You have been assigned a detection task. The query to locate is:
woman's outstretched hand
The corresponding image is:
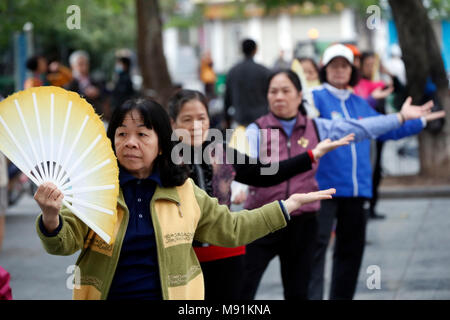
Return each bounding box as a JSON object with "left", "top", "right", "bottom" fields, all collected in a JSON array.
[
  {"left": 424, "top": 110, "right": 446, "bottom": 122},
  {"left": 34, "top": 182, "right": 64, "bottom": 233},
  {"left": 398, "top": 97, "right": 446, "bottom": 124},
  {"left": 312, "top": 134, "right": 355, "bottom": 160},
  {"left": 284, "top": 188, "right": 336, "bottom": 214},
  {"left": 371, "top": 85, "right": 394, "bottom": 100},
  {"left": 398, "top": 97, "right": 432, "bottom": 122}
]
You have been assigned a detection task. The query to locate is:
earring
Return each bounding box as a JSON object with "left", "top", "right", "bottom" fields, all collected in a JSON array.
[{"left": 159, "top": 151, "right": 162, "bottom": 155}]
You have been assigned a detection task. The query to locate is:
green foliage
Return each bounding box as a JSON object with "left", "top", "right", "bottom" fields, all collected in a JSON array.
[
  {"left": 162, "top": 0, "right": 205, "bottom": 29},
  {"left": 425, "top": 0, "right": 450, "bottom": 19},
  {"left": 0, "top": 0, "right": 136, "bottom": 73},
  {"left": 255, "top": 0, "right": 449, "bottom": 19}
]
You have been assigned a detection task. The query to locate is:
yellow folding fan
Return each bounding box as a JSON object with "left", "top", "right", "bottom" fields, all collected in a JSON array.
[{"left": 0, "top": 86, "right": 119, "bottom": 244}]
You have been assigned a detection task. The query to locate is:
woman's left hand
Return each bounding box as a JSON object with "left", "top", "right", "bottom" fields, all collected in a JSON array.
[
  {"left": 312, "top": 134, "right": 355, "bottom": 160},
  {"left": 424, "top": 110, "right": 446, "bottom": 122},
  {"left": 399, "top": 97, "right": 434, "bottom": 121},
  {"left": 371, "top": 86, "right": 394, "bottom": 100},
  {"left": 284, "top": 188, "right": 336, "bottom": 214}
]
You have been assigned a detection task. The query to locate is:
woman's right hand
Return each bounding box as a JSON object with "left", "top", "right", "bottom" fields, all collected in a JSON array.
[
  {"left": 34, "top": 182, "right": 64, "bottom": 233},
  {"left": 312, "top": 133, "right": 355, "bottom": 160},
  {"left": 371, "top": 85, "right": 394, "bottom": 100},
  {"left": 284, "top": 188, "right": 336, "bottom": 214}
]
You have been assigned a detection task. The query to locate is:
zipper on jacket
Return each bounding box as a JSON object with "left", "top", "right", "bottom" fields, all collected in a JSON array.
[
  {"left": 286, "top": 139, "right": 291, "bottom": 199},
  {"left": 340, "top": 100, "right": 359, "bottom": 197}
]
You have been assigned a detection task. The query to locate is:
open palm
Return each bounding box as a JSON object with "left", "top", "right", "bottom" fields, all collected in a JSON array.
[
  {"left": 400, "top": 97, "right": 434, "bottom": 120},
  {"left": 284, "top": 188, "right": 336, "bottom": 214},
  {"left": 313, "top": 134, "right": 355, "bottom": 160}
]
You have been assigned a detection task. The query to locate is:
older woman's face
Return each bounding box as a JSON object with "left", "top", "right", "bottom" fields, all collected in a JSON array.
[
  {"left": 114, "top": 110, "right": 159, "bottom": 179},
  {"left": 325, "top": 57, "right": 352, "bottom": 89},
  {"left": 267, "top": 73, "right": 302, "bottom": 119},
  {"left": 172, "top": 99, "right": 210, "bottom": 147},
  {"left": 72, "top": 56, "right": 89, "bottom": 77}
]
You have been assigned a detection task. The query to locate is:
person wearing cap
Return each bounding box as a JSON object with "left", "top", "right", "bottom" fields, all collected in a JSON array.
[{"left": 307, "top": 43, "right": 445, "bottom": 300}]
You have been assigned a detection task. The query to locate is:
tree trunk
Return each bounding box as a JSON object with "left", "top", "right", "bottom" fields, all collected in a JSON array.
[
  {"left": 389, "top": 0, "right": 450, "bottom": 178},
  {"left": 136, "top": 0, "right": 173, "bottom": 107}
]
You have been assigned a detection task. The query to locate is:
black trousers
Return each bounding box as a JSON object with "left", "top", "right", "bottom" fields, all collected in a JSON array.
[
  {"left": 308, "top": 198, "right": 367, "bottom": 300},
  {"left": 369, "top": 141, "right": 384, "bottom": 215},
  {"left": 241, "top": 214, "right": 318, "bottom": 300},
  {"left": 201, "top": 254, "right": 245, "bottom": 300}
]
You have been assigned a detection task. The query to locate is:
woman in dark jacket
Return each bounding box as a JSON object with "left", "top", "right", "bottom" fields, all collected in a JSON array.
[{"left": 167, "top": 89, "right": 353, "bottom": 300}]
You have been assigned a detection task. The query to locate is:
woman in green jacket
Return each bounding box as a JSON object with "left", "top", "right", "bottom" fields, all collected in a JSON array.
[{"left": 34, "top": 97, "right": 335, "bottom": 300}]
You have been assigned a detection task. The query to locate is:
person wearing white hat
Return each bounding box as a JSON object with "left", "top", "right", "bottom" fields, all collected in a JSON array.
[
  {"left": 321, "top": 43, "right": 354, "bottom": 66},
  {"left": 307, "top": 44, "right": 445, "bottom": 300}
]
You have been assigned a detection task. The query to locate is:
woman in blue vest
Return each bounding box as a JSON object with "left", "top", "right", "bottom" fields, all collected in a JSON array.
[
  {"left": 241, "top": 68, "right": 442, "bottom": 300},
  {"left": 307, "top": 43, "right": 445, "bottom": 300}
]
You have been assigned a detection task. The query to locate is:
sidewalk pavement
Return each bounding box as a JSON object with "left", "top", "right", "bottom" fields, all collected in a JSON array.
[
  {"left": 255, "top": 192, "right": 450, "bottom": 300},
  {"left": 379, "top": 184, "right": 450, "bottom": 199},
  {"left": 2, "top": 186, "right": 450, "bottom": 300}
]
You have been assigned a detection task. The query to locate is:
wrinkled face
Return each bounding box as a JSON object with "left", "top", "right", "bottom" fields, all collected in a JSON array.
[
  {"left": 172, "top": 99, "right": 210, "bottom": 147},
  {"left": 114, "top": 110, "right": 159, "bottom": 179},
  {"left": 325, "top": 57, "right": 353, "bottom": 89},
  {"left": 300, "top": 60, "right": 318, "bottom": 82},
  {"left": 267, "top": 73, "right": 302, "bottom": 119}
]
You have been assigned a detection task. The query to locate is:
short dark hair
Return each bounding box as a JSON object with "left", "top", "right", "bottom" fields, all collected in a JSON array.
[
  {"left": 359, "top": 51, "right": 375, "bottom": 80},
  {"left": 319, "top": 63, "right": 360, "bottom": 87},
  {"left": 242, "top": 39, "right": 257, "bottom": 57},
  {"left": 167, "top": 89, "right": 209, "bottom": 121},
  {"left": 297, "top": 57, "right": 320, "bottom": 75},
  {"left": 26, "top": 55, "right": 44, "bottom": 72},
  {"left": 266, "top": 69, "right": 307, "bottom": 116},
  {"left": 107, "top": 97, "right": 190, "bottom": 187},
  {"left": 360, "top": 51, "right": 375, "bottom": 67},
  {"left": 118, "top": 56, "right": 131, "bottom": 70}
]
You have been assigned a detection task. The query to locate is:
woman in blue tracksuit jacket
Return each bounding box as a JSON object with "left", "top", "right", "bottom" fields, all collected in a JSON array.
[{"left": 307, "top": 44, "right": 444, "bottom": 300}]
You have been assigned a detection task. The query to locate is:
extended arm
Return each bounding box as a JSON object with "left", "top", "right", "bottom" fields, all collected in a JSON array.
[
  {"left": 227, "top": 144, "right": 313, "bottom": 187},
  {"left": 316, "top": 97, "right": 442, "bottom": 142},
  {"left": 314, "top": 114, "right": 401, "bottom": 142},
  {"left": 193, "top": 181, "right": 335, "bottom": 247},
  {"left": 236, "top": 124, "right": 353, "bottom": 186}
]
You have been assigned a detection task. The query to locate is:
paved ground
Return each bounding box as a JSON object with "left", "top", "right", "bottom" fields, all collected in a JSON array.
[
  {"left": 255, "top": 196, "right": 450, "bottom": 300},
  {"left": 0, "top": 195, "right": 76, "bottom": 299},
  {"left": 1, "top": 193, "right": 450, "bottom": 300}
]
